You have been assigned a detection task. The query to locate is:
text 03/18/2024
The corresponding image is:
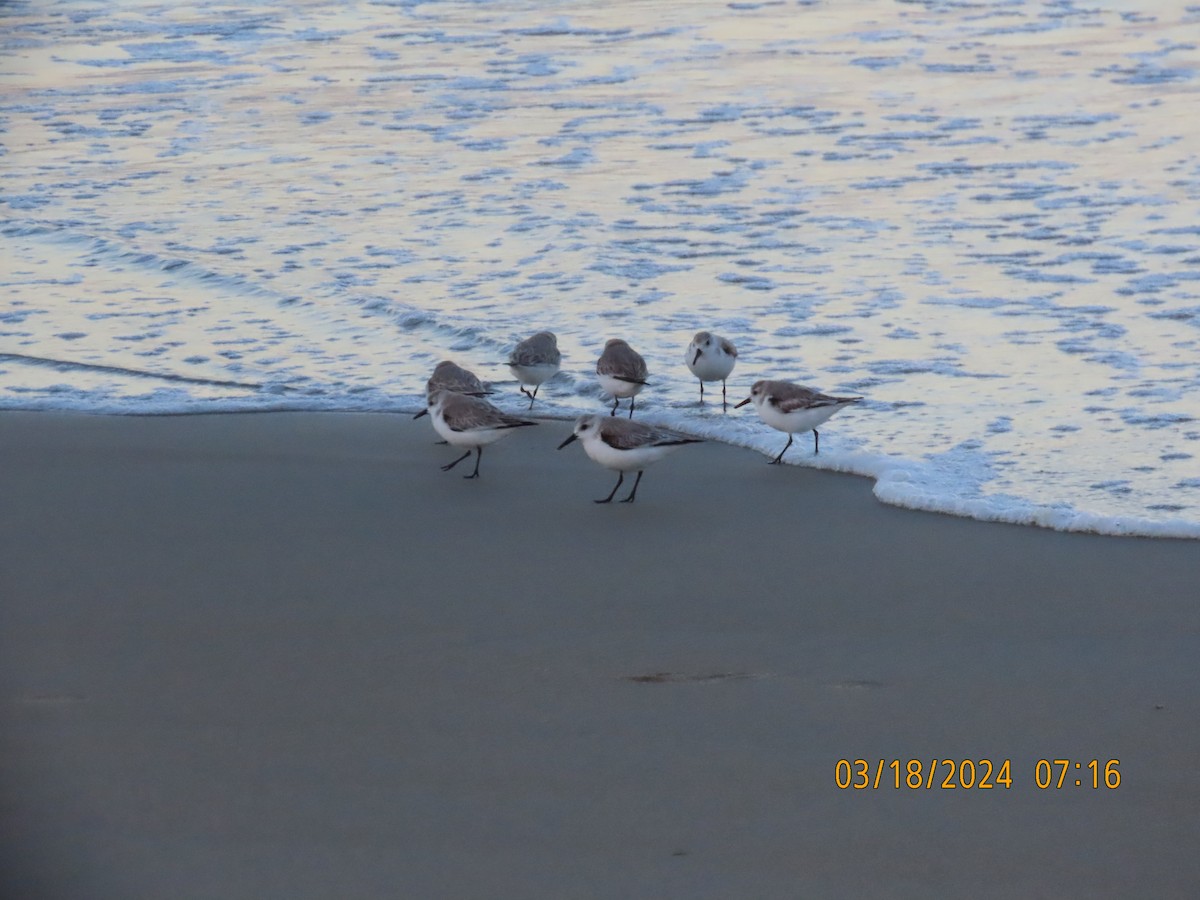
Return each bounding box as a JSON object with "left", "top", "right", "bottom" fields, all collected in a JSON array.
[{"left": 834, "top": 759, "right": 1121, "bottom": 790}]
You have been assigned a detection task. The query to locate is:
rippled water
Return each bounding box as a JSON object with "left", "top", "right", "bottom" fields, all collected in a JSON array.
[{"left": 3, "top": 0, "right": 1199, "bottom": 537}]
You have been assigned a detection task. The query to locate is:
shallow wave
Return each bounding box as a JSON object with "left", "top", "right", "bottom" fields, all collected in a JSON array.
[{"left": 2, "top": 0, "right": 1198, "bottom": 539}]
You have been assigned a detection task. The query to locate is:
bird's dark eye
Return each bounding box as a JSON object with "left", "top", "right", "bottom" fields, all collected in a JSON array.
[{"left": 580, "top": 423, "right": 589, "bottom": 430}]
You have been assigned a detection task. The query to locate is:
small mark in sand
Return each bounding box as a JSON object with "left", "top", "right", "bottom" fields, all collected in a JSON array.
[
  {"left": 672, "top": 849, "right": 689, "bottom": 857},
  {"left": 12, "top": 693, "right": 87, "bottom": 706},
  {"left": 831, "top": 679, "right": 885, "bottom": 690},
  {"left": 623, "top": 672, "right": 761, "bottom": 684}
]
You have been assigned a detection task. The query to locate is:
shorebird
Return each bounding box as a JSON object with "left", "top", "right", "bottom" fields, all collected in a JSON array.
[
  {"left": 507, "top": 331, "right": 561, "bottom": 409},
  {"left": 685, "top": 331, "right": 737, "bottom": 411},
  {"left": 735, "top": 379, "right": 862, "bottom": 461},
  {"left": 426, "top": 389, "right": 537, "bottom": 479},
  {"left": 557, "top": 414, "right": 703, "bottom": 503},
  {"left": 413, "top": 361, "right": 490, "bottom": 420},
  {"left": 596, "top": 338, "right": 649, "bottom": 418}
]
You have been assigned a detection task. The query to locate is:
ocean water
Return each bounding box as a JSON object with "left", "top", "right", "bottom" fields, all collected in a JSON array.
[{"left": 2, "top": 0, "right": 1199, "bottom": 538}]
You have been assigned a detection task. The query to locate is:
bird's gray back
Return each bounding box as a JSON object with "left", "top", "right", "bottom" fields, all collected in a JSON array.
[
  {"left": 428, "top": 362, "right": 486, "bottom": 396},
  {"left": 442, "top": 392, "right": 533, "bottom": 430},
  {"left": 769, "top": 381, "right": 861, "bottom": 413},
  {"left": 598, "top": 417, "right": 698, "bottom": 449},
  {"left": 597, "top": 341, "right": 647, "bottom": 379},
  {"left": 509, "top": 332, "right": 561, "bottom": 366}
]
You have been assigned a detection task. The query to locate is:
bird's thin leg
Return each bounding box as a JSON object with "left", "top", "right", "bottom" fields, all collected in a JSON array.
[
  {"left": 769, "top": 434, "right": 793, "bottom": 465},
  {"left": 596, "top": 471, "right": 624, "bottom": 504},
  {"left": 627, "top": 396, "right": 635, "bottom": 419},
  {"left": 524, "top": 385, "right": 539, "bottom": 410},
  {"left": 699, "top": 381, "right": 705, "bottom": 405},
  {"left": 813, "top": 429, "right": 820, "bottom": 455},
  {"left": 721, "top": 379, "right": 727, "bottom": 413},
  {"left": 463, "top": 446, "right": 482, "bottom": 479},
  {"left": 441, "top": 449, "right": 472, "bottom": 472},
  {"left": 611, "top": 397, "right": 619, "bottom": 416},
  {"left": 620, "top": 470, "right": 644, "bottom": 503}
]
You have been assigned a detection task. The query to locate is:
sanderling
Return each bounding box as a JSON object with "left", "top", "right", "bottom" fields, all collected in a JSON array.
[
  {"left": 557, "top": 414, "right": 703, "bottom": 503},
  {"left": 426, "top": 389, "right": 537, "bottom": 479},
  {"left": 685, "top": 331, "right": 738, "bottom": 411},
  {"left": 507, "top": 331, "right": 561, "bottom": 409},
  {"left": 596, "top": 338, "right": 649, "bottom": 418},
  {"left": 735, "top": 379, "right": 862, "bottom": 461},
  {"left": 413, "top": 360, "right": 490, "bottom": 420}
]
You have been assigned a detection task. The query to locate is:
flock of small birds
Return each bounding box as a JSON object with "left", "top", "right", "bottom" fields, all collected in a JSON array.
[{"left": 414, "top": 331, "right": 863, "bottom": 503}]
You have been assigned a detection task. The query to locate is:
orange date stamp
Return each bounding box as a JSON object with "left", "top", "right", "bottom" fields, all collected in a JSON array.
[{"left": 834, "top": 758, "right": 1121, "bottom": 790}]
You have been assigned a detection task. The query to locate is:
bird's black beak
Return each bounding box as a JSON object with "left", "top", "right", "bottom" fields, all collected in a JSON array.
[
  {"left": 692, "top": 348, "right": 702, "bottom": 365},
  {"left": 734, "top": 397, "right": 752, "bottom": 409},
  {"left": 557, "top": 433, "right": 578, "bottom": 450},
  {"left": 413, "top": 408, "right": 428, "bottom": 419}
]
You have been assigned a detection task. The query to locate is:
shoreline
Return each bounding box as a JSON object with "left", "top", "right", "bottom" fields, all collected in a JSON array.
[
  {"left": 3, "top": 410, "right": 1199, "bottom": 898},
  {"left": 2, "top": 403, "right": 1198, "bottom": 541}
]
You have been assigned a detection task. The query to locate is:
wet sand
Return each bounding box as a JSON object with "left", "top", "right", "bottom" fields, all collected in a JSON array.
[{"left": 2, "top": 410, "right": 1198, "bottom": 899}]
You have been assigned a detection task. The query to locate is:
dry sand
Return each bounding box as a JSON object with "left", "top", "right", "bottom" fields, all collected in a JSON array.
[{"left": 2, "top": 410, "right": 1198, "bottom": 899}]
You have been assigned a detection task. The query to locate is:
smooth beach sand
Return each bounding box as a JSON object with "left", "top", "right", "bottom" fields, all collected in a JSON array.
[{"left": 2, "top": 411, "right": 1198, "bottom": 899}]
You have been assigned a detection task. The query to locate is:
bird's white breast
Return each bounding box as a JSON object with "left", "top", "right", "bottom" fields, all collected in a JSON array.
[
  {"left": 433, "top": 412, "right": 513, "bottom": 447},
  {"left": 756, "top": 399, "right": 843, "bottom": 434},
  {"left": 598, "top": 373, "right": 644, "bottom": 399},
  {"left": 582, "top": 435, "right": 678, "bottom": 471},
  {"left": 686, "top": 348, "right": 736, "bottom": 382},
  {"left": 509, "top": 362, "right": 558, "bottom": 386}
]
